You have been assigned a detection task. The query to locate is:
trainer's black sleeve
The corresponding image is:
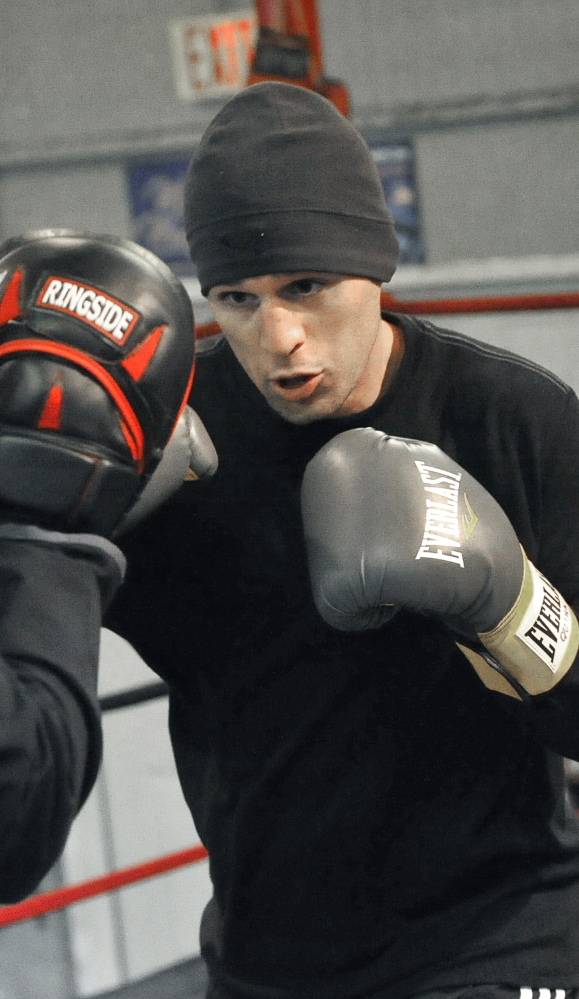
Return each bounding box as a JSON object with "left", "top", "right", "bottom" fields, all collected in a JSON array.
[{"left": 0, "top": 534, "right": 123, "bottom": 903}]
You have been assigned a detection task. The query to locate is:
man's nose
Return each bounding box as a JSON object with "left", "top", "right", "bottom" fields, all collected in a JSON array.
[{"left": 258, "top": 302, "right": 305, "bottom": 356}]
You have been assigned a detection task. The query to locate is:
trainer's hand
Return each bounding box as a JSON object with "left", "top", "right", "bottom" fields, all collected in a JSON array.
[
  {"left": 301, "top": 428, "right": 579, "bottom": 698},
  {"left": 0, "top": 230, "right": 216, "bottom": 537}
]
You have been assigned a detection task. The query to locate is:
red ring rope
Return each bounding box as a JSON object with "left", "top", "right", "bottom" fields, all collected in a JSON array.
[
  {"left": 0, "top": 844, "right": 208, "bottom": 927},
  {"left": 383, "top": 291, "right": 579, "bottom": 314}
]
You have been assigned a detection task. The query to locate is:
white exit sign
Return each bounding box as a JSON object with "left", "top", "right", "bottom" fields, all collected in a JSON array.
[{"left": 169, "top": 11, "right": 257, "bottom": 100}]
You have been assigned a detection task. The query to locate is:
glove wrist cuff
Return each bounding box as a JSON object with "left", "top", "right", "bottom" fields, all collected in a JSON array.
[{"left": 476, "top": 549, "right": 578, "bottom": 696}]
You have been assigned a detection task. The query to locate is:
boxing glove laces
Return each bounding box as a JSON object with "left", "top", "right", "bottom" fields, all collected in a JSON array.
[{"left": 301, "top": 428, "right": 579, "bottom": 700}]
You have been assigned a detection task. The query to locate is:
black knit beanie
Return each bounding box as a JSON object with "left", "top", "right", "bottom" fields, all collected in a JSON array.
[{"left": 184, "top": 82, "right": 399, "bottom": 295}]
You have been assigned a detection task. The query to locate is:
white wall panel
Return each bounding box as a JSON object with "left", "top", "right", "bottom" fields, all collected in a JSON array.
[
  {"left": 0, "top": 0, "right": 226, "bottom": 149},
  {"left": 415, "top": 117, "right": 579, "bottom": 262},
  {"left": 0, "top": 163, "right": 132, "bottom": 242},
  {"left": 319, "top": 0, "right": 579, "bottom": 110}
]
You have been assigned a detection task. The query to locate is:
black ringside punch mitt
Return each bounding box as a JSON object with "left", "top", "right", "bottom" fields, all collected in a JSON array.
[{"left": 0, "top": 229, "right": 217, "bottom": 536}]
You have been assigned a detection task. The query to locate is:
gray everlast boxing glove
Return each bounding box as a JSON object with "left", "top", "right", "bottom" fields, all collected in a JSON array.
[
  {"left": 0, "top": 229, "right": 217, "bottom": 537},
  {"left": 301, "top": 428, "right": 579, "bottom": 700}
]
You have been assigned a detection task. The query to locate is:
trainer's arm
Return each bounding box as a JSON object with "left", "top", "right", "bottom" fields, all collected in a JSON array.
[{"left": 0, "top": 530, "right": 124, "bottom": 903}]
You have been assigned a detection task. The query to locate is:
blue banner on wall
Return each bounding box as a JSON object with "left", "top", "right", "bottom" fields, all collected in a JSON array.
[
  {"left": 128, "top": 160, "right": 193, "bottom": 274},
  {"left": 370, "top": 140, "right": 424, "bottom": 265},
  {"left": 128, "top": 138, "right": 424, "bottom": 273}
]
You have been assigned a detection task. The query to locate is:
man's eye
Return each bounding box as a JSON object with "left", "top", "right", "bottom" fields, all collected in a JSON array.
[
  {"left": 221, "top": 291, "right": 250, "bottom": 305},
  {"left": 290, "top": 279, "right": 322, "bottom": 295}
]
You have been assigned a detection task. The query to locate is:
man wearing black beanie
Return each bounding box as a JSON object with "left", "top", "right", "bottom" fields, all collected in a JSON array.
[
  {"left": 184, "top": 81, "right": 398, "bottom": 293},
  {"left": 108, "top": 83, "right": 579, "bottom": 999}
]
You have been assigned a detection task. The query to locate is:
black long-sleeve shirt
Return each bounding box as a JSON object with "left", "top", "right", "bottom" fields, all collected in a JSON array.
[{"left": 108, "top": 315, "right": 579, "bottom": 998}]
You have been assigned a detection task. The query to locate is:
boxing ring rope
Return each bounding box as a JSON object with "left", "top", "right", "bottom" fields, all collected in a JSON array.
[
  {"left": 0, "top": 846, "right": 209, "bottom": 928},
  {"left": 98, "top": 680, "right": 168, "bottom": 713},
  {"left": 377, "top": 290, "right": 579, "bottom": 315},
  {"left": 0, "top": 286, "right": 577, "bottom": 933}
]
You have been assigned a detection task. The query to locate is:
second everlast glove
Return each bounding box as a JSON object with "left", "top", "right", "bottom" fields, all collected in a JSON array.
[
  {"left": 0, "top": 229, "right": 217, "bottom": 536},
  {"left": 301, "top": 428, "right": 579, "bottom": 699}
]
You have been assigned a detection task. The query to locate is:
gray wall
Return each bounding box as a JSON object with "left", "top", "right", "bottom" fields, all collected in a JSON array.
[
  {"left": 0, "top": 0, "right": 222, "bottom": 156},
  {"left": 1, "top": 0, "right": 578, "bottom": 262},
  {"left": 320, "top": 0, "right": 579, "bottom": 107},
  {"left": 0, "top": 163, "right": 133, "bottom": 241},
  {"left": 416, "top": 116, "right": 579, "bottom": 262},
  {"left": 318, "top": 0, "right": 579, "bottom": 264}
]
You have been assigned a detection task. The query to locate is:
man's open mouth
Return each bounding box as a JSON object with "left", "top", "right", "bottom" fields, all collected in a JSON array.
[
  {"left": 276, "top": 375, "right": 312, "bottom": 388},
  {"left": 272, "top": 372, "right": 324, "bottom": 400}
]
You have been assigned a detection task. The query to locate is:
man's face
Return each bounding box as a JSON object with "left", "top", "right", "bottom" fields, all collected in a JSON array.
[{"left": 207, "top": 273, "right": 392, "bottom": 424}]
